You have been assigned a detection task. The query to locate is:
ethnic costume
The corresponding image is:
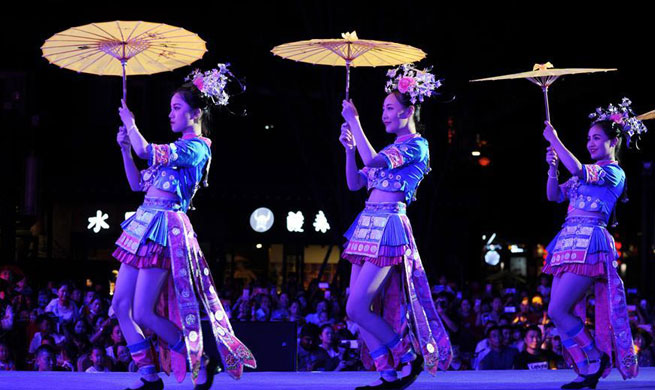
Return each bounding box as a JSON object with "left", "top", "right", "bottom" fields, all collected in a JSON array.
[
  {"left": 542, "top": 160, "right": 638, "bottom": 379},
  {"left": 343, "top": 133, "right": 453, "bottom": 376},
  {"left": 113, "top": 134, "right": 256, "bottom": 382}
]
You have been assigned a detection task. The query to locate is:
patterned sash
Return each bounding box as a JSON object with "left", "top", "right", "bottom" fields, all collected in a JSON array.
[{"left": 166, "top": 212, "right": 256, "bottom": 381}]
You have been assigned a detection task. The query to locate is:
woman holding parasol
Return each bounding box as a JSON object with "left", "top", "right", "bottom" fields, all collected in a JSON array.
[
  {"left": 542, "top": 98, "right": 646, "bottom": 389},
  {"left": 112, "top": 64, "right": 255, "bottom": 390},
  {"left": 339, "top": 64, "right": 452, "bottom": 390}
]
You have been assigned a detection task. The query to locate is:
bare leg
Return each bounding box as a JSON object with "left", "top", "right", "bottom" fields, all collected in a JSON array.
[
  {"left": 112, "top": 263, "right": 160, "bottom": 387},
  {"left": 112, "top": 263, "right": 144, "bottom": 344},
  {"left": 133, "top": 267, "right": 181, "bottom": 345},
  {"left": 548, "top": 272, "right": 600, "bottom": 375},
  {"left": 347, "top": 261, "right": 397, "bottom": 350},
  {"left": 349, "top": 263, "right": 386, "bottom": 351}
]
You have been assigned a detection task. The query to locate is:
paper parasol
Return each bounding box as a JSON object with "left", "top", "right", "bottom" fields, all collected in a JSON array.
[
  {"left": 42, "top": 21, "right": 207, "bottom": 102},
  {"left": 637, "top": 110, "right": 655, "bottom": 121},
  {"left": 470, "top": 63, "right": 617, "bottom": 121},
  {"left": 271, "top": 31, "right": 426, "bottom": 99}
]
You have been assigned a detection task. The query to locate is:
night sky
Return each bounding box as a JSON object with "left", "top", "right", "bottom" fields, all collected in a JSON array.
[{"left": 2, "top": 1, "right": 654, "bottom": 288}]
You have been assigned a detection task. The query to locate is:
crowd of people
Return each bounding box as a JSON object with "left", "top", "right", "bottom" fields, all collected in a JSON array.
[{"left": 2, "top": 265, "right": 654, "bottom": 373}]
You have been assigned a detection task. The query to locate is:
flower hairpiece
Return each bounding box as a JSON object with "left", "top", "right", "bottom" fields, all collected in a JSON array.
[
  {"left": 186, "top": 63, "right": 238, "bottom": 106},
  {"left": 384, "top": 64, "right": 441, "bottom": 104},
  {"left": 588, "top": 97, "right": 648, "bottom": 147}
]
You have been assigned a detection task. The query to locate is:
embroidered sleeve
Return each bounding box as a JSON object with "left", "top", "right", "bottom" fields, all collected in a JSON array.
[
  {"left": 148, "top": 139, "right": 209, "bottom": 168},
  {"left": 147, "top": 143, "right": 175, "bottom": 166},
  {"left": 378, "top": 138, "right": 428, "bottom": 169},
  {"left": 582, "top": 164, "right": 623, "bottom": 187},
  {"left": 557, "top": 178, "right": 574, "bottom": 203}
]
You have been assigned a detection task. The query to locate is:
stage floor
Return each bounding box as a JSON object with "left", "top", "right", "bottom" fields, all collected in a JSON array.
[{"left": 2, "top": 368, "right": 654, "bottom": 390}]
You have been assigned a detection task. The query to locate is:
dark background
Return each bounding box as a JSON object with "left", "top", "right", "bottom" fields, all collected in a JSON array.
[{"left": 1, "top": 1, "right": 653, "bottom": 293}]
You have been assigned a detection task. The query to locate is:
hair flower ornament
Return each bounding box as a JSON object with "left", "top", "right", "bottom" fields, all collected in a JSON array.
[
  {"left": 186, "top": 63, "right": 242, "bottom": 106},
  {"left": 589, "top": 97, "right": 648, "bottom": 148},
  {"left": 385, "top": 63, "right": 441, "bottom": 104}
]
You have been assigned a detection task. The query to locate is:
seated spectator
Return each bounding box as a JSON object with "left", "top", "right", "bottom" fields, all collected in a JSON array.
[
  {"left": 513, "top": 325, "right": 557, "bottom": 369},
  {"left": 270, "top": 293, "right": 290, "bottom": 322},
  {"left": 0, "top": 341, "right": 16, "bottom": 370},
  {"left": 111, "top": 343, "right": 135, "bottom": 372},
  {"left": 288, "top": 300, "right": 305, "bottom": 324},
  {"left": 34, "top": 344, "right": 56, "bottom": 371},
  {"left": 80, "top": 296, "right": 104, "bottom": 327},
  {"left": 472, "top": 321, "right": 496, "bottom": 369},
  {"left": 448, "top": 345, "right": 471, "bottom": 371},
  {"left": 56, "top": 342, "right": 77, "bottom": 371},
  {"left": 311, "top": 324, "right": 340, "bottom": 371},
  {"left": 305, "top": 300, "right": 328, "bottom": 325},
  {"left": 85, "top": 344, "right": 110, "bottom": 373},
  {"left": 550, "top": 335, "right": 569, "bottom": 369},
  {"left": 28, "top": 315, "right": 65, "bottom": 354},
  {"left": 105, "top": 322, "right": 124, "bottom": 360},
  {"left": 253, "top": 293, "right": 272, "bottom": 321},
  {"left": 479, "top": 326, "right": 518, "bottom": 370},
  {"left": 45, "top": 282, "right": 79, "bottom": 326},
  {"left": 635, "top": 329, "right": 655, "bottom": 367},
  {"left": 297, "top": 323, "right": 319, "bottom": 371}
]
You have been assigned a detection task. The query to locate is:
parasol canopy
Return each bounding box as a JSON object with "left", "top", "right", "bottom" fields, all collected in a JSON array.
[
  {"left": 470, "top": 62, "right": 617, "bottom": 122},
  {"left": 42, "top": 20, "right": 207, "bottom": 101},
  {"left": 271, "top": 31, "right": 426, "bottom": 99}
]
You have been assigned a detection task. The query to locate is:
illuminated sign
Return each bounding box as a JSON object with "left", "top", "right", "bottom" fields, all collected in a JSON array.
[
  {"left": 287, "top": 211, "right": 304, "bottom": 232},
  {"left": 87, "top": 210, "right": 110, "bottom": 233},
  {"left": 250, "top": 207, "right": 274, "bottom": 233},
  {"left": 313, "top": 210, "right": 330, "bottom": 233}
]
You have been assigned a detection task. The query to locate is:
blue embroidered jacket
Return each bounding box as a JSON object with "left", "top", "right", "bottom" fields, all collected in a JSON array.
[
  {"left": 359, "top": 133, "right": 430, "bottom": 204},
  {"left": 558, "top": 161, "right": 625, "bottom": 222},
  {"left": 139, "top": 134, "right": 212, "bottom": 212}
]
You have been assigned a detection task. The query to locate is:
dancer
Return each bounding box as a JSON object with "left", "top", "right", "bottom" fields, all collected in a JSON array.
[
  {"left": 340, "top": 64, "right": 452, "bottom": 390},
  {"left": 542, "top": 98, "right": 646, "bottom": 389},
  {"left": 112, "top": 64, "right": 255, "bottom": 390}
]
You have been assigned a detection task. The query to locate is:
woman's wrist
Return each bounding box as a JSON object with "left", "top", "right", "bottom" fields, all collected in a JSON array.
[{"left": 547, "top": 167, "right": 559, "bottom": 179}]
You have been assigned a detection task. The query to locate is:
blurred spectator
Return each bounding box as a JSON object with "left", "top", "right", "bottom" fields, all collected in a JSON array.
[
  {"left": 85, "top": 344, "right": 109, "bottom": 373},
  {"left": 311, "top": 324, "right": 340, "bottom": 371},
  {"left": 549, "top": 335, "right": 568, "bottom": 369},
  {"left": 56, "top": 342, "right": 77, "bottom": 371},
  {"left": 288, "top": 300, "right": 304, "bottom": 324},
  {"left": 472, "top": 320, "right": 496, "bottom": 370},
  {"left": 305, "top": 300, "right": 328, "bottom": 325},
  {"left": 297, "top": 323, "right": 319, "bottom": 371},
  {"left": 270, "top": 293, "right": 290, "bottom": 321},
  {"left": 28, "top": 315, "right": 64, "bottom": 354},
  {"left": 537, "top": 276, "right": 551, "bottom": 300},
  {"left": 111, "top": 343, "right": 135, "bottom": 372},
  {"left": 105, "top": 322, "right": 125, "bottom": 360},
  {"left": 34, "top": 345, "right": 55, "bottom": 371},
  {"left": 635, "top": 329, "right": 655, "bottom": 367},
  {"left": 513, "top": 325, "right": 557, "bottom": 369},
  {"left": 253, "top": 293, "right": 272, "bottom": 322},
  {"left": 0, "top": 341, "right": 16, "bottom": 370},
  {"left": 45, "top": 283, "right": 79, "bottom": 326},
  {"left": 448, "top": 345, "right": 471, "bottom": 371},
  {"left": 479, "top": 326, "right": 518, "bottom": 370}
]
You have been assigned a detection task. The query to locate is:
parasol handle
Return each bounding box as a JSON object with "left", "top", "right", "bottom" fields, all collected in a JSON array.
[
  {"left": 541, "top": 85, "right": 551, "bottom": 123},
  {"left": 345, "top": 59, "right": 351, "bottom": 101},
  {"left": 121, "top": 60, "right": 127, "bottom": 103}
]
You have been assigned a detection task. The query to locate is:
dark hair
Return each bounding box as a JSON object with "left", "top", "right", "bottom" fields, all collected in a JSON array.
[
  {"left": 173, "top": 83, "right": 212, "bottom": 136},
  {"left": 486, "top": 325, "right": 501, "bottom": 338},
  {"left": 391, "top": 91, "right": 422, "bottom": 128},
  {"left": 590, "top": 120, "right": 623, "bottom": 162},
  {"left": 35, "top": 344, "right": 55, "bottom": 357},
  {"left": 524, "top": 325, "right": 542, "bottom": 338},
  {"left": 319, "top": 324, "right": 334, "bottom": 335}
]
